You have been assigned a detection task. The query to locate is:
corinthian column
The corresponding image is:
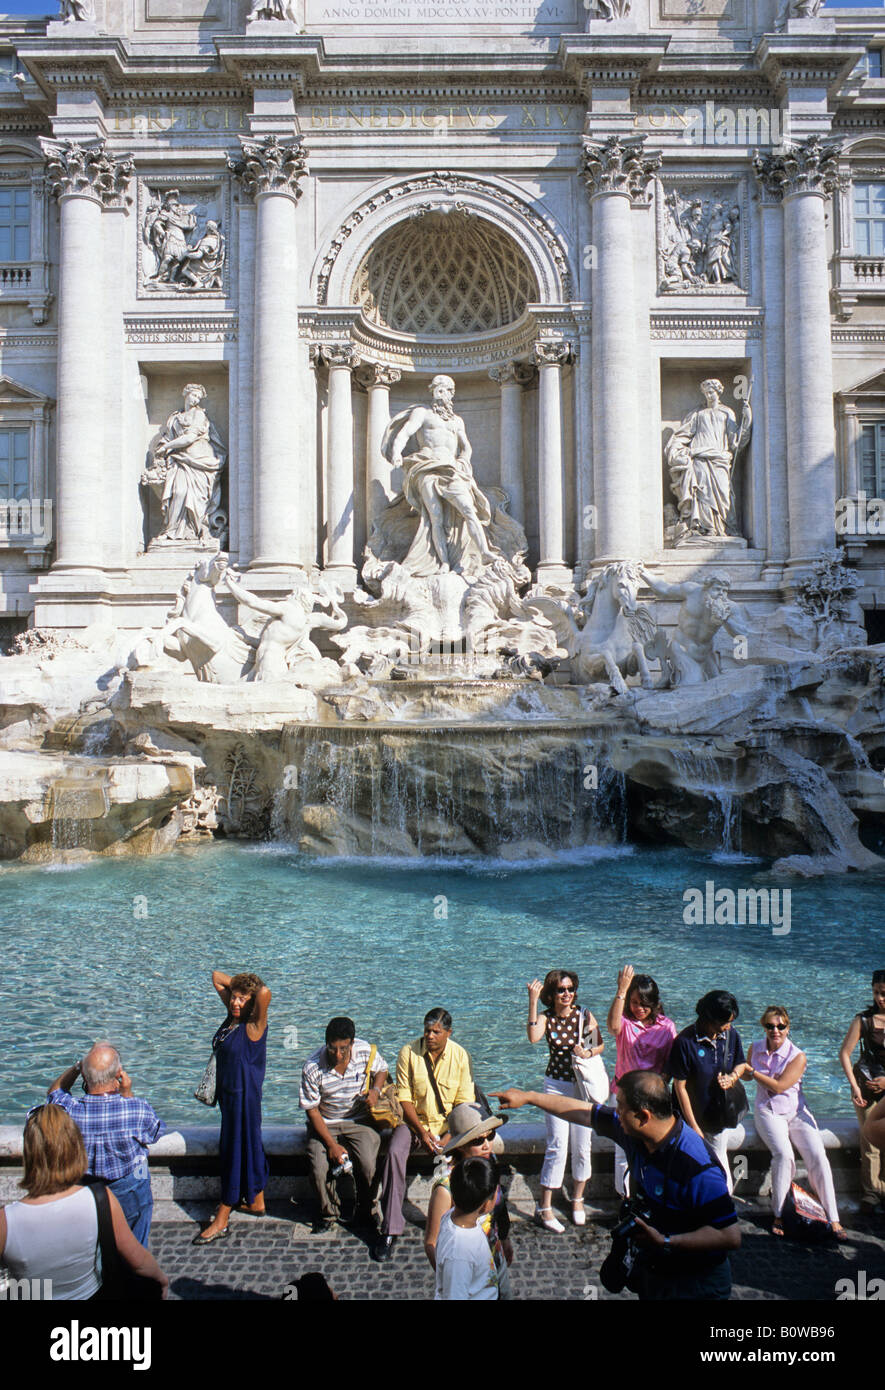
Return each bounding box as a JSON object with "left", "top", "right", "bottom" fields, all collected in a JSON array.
[
  {"left": 532, "top": 341, "right": 571, "bottom": 584},
  {"left": 582, "top": 135, "right": 660, "bottom": 563},
  {"left": 359, "top": 363, "right": 401, "bottom": 532},
  {"left": 489, "top": 361, "right": 531, "bottom": 526},
  {"left": 320, "top": 344, "right": 360, "bottom": 584},
  {"left": 232, "top": 135, "right": 308, "bottom": 568},
  {"left": 754, "top": 137, "right": 841, "bottom": 569},
  {"left": 40, "top": 139, "right": 133, "bottom": 572}
]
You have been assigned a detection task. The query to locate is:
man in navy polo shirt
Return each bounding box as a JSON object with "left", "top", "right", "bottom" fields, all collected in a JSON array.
[
  {"left": 47, "top": 1041, "right": 165, "bottom": 1247},
  {"left": 493, "top": 1070, "right": 739, "bottom": 1300}
]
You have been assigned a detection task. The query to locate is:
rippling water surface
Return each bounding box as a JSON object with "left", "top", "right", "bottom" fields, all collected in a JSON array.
[{"left": 1, "top": 842, "right": 882, "bottom": 1124}]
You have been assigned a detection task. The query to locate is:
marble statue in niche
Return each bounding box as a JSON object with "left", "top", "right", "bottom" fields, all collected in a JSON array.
[
  {"left": 665, "top": 378, "right": 751, "bottom": 542},
  {"left": 141, "top": 384, "right": 227, "bottom": 547},
  {"left": 143, "top": 190, "right": 225, "bottom": 291},
  {"left": 660, "top": 190, "right": 741, "bottom": 291},
  {"left": 382, "top": 375, "right": 499, "bottom": 578}
]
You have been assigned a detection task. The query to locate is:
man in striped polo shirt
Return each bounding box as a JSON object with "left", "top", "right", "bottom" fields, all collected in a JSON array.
[{"left": 300, "top": 1016, "right": 389, "bottom": 1234}]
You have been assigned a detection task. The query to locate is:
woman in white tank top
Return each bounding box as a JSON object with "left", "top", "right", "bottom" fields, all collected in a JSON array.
[{"left": 0, "top": 1105, "right": 168, "bottom": 1301}]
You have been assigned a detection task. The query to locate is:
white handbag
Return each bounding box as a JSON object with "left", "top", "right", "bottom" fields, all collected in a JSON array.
[{"left": 571, "top": 1008, "right": 610, "bottom": 1104}]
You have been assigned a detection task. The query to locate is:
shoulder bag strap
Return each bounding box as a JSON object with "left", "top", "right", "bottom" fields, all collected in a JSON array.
[
  {"left": 90, "top": 1182, "right": 121, "bottom": 1287},
  {"left": 363, "top": 1043, "right": 377, "bottom": 1093},
  {"left": 423, "top": 1049, "right": 448, "bottom": 1120}
]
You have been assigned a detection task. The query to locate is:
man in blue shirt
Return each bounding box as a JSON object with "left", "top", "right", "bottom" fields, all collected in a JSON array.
[
  {"left": 493, "top": 1069, "right": 739, "bottom": 1299},
  {"left": 47, "top": 1042, "right": 165, "bottom": 1247}
]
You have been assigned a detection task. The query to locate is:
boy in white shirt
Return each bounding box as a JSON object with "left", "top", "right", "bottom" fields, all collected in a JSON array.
[{"left": 434, "top": 1156, "right": 500, "bottom": 1301}]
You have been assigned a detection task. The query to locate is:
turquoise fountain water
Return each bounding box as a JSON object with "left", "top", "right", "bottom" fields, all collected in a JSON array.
[{"left": 1, "top": 840, "right": 881, "bottom": 1125}]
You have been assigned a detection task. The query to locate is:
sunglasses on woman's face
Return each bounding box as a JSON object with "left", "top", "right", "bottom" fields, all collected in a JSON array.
[
  {"left": 556, "top": 986, "right": 575, "bottom": 994},
  {"left": 765, "top": 1022, "right": 787, "bottom": 1031}
]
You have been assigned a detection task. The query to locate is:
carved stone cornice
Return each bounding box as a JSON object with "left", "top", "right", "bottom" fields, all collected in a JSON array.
[
  {"left": 355, "top": 363, "right": 401, "bottom": 389},
  {"left": 532, "top": 340, "right": 571, "bottom": 367},
  {"left": 39, "top": 138, "right": 134, "bottom": 207},
  {"left": 229, "top": 134, "right": 308, "bottom": 201},
  {"left": 489, "top": 361, "right": 534, "bottom": 385},
  {"left": 582, "top": 134, "right": 661, "bottom": 201},
  {"left": 752, "top": 135, "right": 843, "bottom": 199}
]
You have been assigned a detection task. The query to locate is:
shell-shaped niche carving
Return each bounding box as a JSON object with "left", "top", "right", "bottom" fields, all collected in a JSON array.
[{"left": 352, "top": 210, "right": 539, "bottom": 335}]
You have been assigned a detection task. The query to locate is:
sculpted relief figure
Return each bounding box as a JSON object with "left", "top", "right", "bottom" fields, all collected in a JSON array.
[
  {"left": 586, "top": 0, "right": 631, "bottom": 16},
  {"left": 382, "top": 376, "right": 499, "bottom": 578},
  {"left": 57, "top": 0, "right": 96, "bottom": 19},
  {"left": 660, "top": 191, "right": 741, "bottom": 291},
  {"left": 665, "top": 378, "right": 751, "bottom": 542},
  {"left": 141, "top": 384, "right": 226, "bottom": 547},
  {"left": 246, "top": 0, "right": 298, "bottom": 16},
  {"left": 143, "top": 192, "right": 225, "bottom": 291}
]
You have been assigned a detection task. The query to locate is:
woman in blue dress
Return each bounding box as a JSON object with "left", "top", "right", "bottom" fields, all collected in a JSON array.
[{"left": 194, "top": 970, "right": 272, "bottom": 1245}]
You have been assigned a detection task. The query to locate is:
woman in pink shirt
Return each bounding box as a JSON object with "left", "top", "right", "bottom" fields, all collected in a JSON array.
[
  {"left": 606, "top": 965, "right": 678, "bottom": 1195},
  {"left": 737, "top": 1005, "right": 845, "bottom": 1239}
]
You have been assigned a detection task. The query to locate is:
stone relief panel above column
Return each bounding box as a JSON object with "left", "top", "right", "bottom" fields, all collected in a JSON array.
[
  {"left": 137, "top": 176, "right": 232, "bottom": 299},
  {"left": 655, "top": 178, "right": 749, "bottom": 295}
]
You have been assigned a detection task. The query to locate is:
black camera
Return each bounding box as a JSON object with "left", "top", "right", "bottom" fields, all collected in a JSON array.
[{"left": 599, "top": 1197, "right": 654, "bottom": 1294}]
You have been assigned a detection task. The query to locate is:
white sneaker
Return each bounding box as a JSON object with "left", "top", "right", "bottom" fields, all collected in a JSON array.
[
  {"left": 535, "top": 1205, "right": 565, "bottom": 1233},
  {"left": 571, "top": 1199, "right": 586, "bottom": 1227}
]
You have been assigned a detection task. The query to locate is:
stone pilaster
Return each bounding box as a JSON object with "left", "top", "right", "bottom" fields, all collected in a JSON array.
[
  {"left": 532, "top": 341, "right": 571, "bottom": 585},
  {"left": 358, "top": 363, "right": 401, "bottom": 533},
  {"left": 489, "top": 361, "right": 532, "bottom": 526},
  {"left": 40, "top": 139, "right": 134, "bottom": 573},
  {"left": 231, "top": 135, "right": 309, "bottom": 568},
  {"left": 754, "top": 137, "right": 841, "bottom": 569},
  {"left": 319, "top": 344, "right": 360, "bottom": 586},
  {"left": 582, "top": 134, "right": 659, "bottom": 564}
]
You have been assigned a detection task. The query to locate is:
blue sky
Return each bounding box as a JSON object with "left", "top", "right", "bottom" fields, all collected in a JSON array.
[{"left": 0, "top": 0, "right": 882, "bottom": 10}]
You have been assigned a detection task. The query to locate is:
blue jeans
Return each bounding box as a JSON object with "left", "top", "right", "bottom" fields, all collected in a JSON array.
[{"left": 107, "top": 1161, "right": 153, "bottom": 1248}]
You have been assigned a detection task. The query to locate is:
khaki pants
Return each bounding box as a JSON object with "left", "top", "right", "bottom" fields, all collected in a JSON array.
[
  {"left": 307, "top": 1118, "right": 381, "bottom": 1220},
  {"left": 858, "top": 1106, "right": 885, "bottom": 1202}
]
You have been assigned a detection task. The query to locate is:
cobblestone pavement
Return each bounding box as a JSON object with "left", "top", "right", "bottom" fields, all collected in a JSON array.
[{"left": 151, "top": 1199, "right": 885, "bottom": 1301}]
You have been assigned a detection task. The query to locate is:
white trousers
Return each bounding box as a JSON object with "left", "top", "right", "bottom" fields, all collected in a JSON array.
[
  {"left": 539, "top": 1077, "right": 592, "bottom": 1190},
  {"left": 703, "top": 1124, "right": 745, "bottom": 1195},
  {"left": 754, "top": 1104, "right": 840, "bottom": 1223}
]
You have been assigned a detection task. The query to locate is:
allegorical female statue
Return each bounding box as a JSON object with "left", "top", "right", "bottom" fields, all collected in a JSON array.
[
  {"left": 665, "top": 378, "right": 751, "bottom": 542},
  {"left": 142, "top": 384, "right": 226, "bottom": 545}
]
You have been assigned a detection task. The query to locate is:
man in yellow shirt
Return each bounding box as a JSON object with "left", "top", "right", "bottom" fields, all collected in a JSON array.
[{"left": 373, "top": 1007, "right": 475, "bottom": 1262}]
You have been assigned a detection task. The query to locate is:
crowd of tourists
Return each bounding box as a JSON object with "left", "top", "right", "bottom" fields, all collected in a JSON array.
[{"left": 1, "top": 965, "right": 883, "bottom": 1301}]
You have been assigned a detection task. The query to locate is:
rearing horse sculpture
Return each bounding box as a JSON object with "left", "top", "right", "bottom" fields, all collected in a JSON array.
[{"left": 529, "top": 561, "right": 660, "bottom": 695}]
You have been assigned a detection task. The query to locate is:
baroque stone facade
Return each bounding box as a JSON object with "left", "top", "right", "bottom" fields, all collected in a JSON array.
[{"left": 0, "top": 0, "right": 883, "bottom": 637}]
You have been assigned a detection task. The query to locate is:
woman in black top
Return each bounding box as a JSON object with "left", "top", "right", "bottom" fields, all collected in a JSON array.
[{"left": 838, "top": 969, "right": 885, "bottom": 1210}]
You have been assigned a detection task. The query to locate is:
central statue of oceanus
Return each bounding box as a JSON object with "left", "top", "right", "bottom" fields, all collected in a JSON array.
[{"left": 381, "top": 375, "right": 500, "bottom": 578}]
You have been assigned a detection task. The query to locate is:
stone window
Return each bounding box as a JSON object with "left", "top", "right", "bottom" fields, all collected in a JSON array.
[
  {"left": 0, "top": 187, "right": 30, "bottom": 261},
  {"left": 0, "top": 153, "right": 52, "bottom": 323},
  {"left": 860, "top": 421, "right": 885, "bottom": 496},
  {"left": 0, "top": 427, "right": 29, "bottom": 500},
  {"left": 0, "top": 376, "right": 54, "bottom": 568},
  {"left": 854, "top": 181, "right": 885, "bottom": 257}
]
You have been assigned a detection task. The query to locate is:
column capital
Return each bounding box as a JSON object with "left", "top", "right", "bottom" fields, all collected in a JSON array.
[
  {"left": 230, "top": 134, "right": 309, "bottom": 202},
  {"left": 532, "top": 340, "right": 571, "bottom": 368},
  {"left": 315, "top": 343, "right": 361, "bottom": 371},
  {"left": 39, "top": 138, "right": 134, "bottom": 208},
  {"left": 581, "top": 134, "right": 660, "bottom": 201},
  {"left": 752, "top": 135, "right": 843, "bottom": 200},
  {"left": 489, "top": 360, "right": 534, "bottom": 385},
  {"left": 356, "top": 362, "right": 402, "bottom": 389}
]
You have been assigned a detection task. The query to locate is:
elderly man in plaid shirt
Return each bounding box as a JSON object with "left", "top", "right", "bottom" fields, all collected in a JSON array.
[{"left": 46, "top": 1041, "right": 165, "bottom": 1246}]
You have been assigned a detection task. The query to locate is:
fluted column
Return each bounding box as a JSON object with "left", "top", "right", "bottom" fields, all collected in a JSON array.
[
  {"left": 532, "top": 341, "right": 571, "bottom": 583},
  {"left": 754, "top": 137, "right": 841, "bottom": 569},
  {"left": 232, "top": 136, "right": 308, "bottom": 568},
  {"left": 321, "top": 344, "right": 360, "bottom": 584},
  {"left": 582, "top": 135, "right": 660, "bottom": 563},
  {"left": 489, "top": 361, "right": 531, "bottom": 525},
  {"left": 360, "top": 363, "right": 401, "bottom": 533},
  {"left": 40, "top": 140, "right": 133, "bottom": 572}
]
